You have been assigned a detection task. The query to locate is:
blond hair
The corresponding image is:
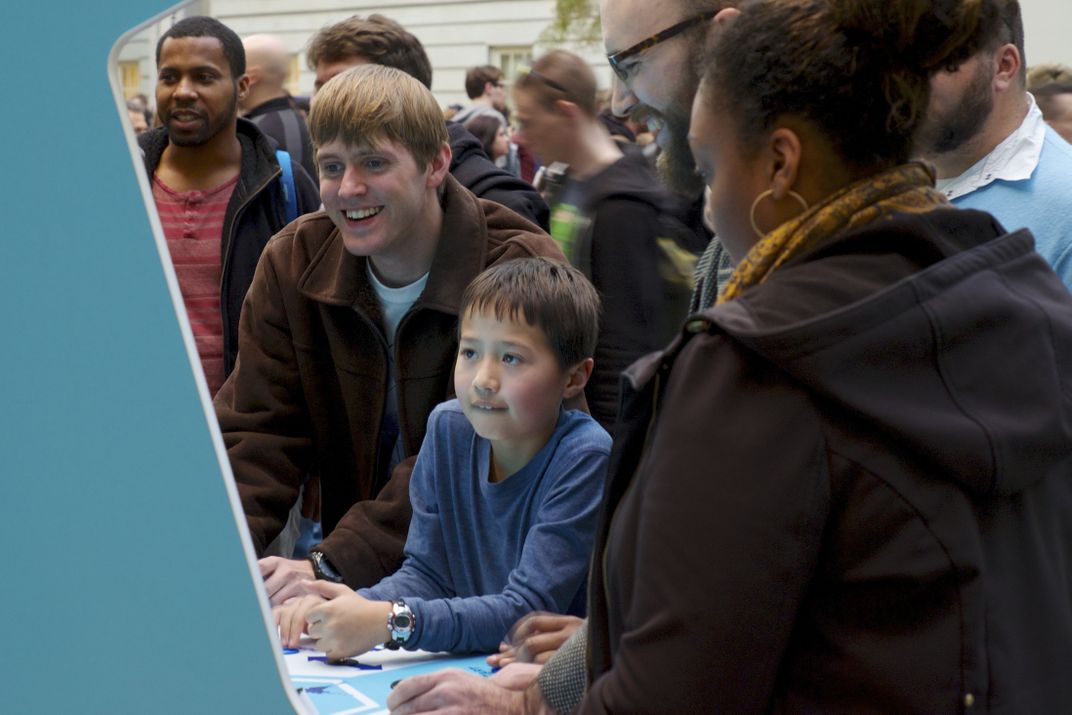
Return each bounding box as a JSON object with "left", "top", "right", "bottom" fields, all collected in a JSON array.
[{"left": 309, "top": 64, "right": 447, "bottom": 168}]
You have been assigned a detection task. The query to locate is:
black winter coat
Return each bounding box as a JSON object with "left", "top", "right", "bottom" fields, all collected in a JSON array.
[{"left": 584, "top": 208, "right": 1072, "bottom": 714}]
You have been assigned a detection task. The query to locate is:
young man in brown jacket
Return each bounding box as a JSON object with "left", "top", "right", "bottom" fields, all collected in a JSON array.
[{"left": 215, "top": 64, "right": 564, "bottom": 603}]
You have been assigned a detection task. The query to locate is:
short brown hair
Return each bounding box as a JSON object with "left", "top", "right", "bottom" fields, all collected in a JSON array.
[
  {"left": 309, "top": 64, "right": 448, "bottom": 169},
  {"left": 465, "top": 65, "right": 504, "bottom": 99},
  {"left": 460, "top": 258, "right": 601, "bottom": 370},
  {"left": 306, "top": 14, "right": 433, "bottom": 89},
  {"left": 515, "top": 50, "right": 598, "bottom": 116}
]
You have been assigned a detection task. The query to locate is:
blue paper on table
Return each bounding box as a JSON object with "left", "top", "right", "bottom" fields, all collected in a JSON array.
[{"left": 296, "top": 655, "right": 493, "bottom": 714}]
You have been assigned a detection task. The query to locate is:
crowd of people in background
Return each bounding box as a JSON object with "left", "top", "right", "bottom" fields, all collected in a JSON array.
[{"left": 132, "top": 1, "right": 1072, "bottom": 712}]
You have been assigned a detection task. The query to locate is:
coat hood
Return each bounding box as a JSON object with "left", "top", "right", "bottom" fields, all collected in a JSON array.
[{"left": 704, "top": 208, "right": 1072, "bottom": 498}]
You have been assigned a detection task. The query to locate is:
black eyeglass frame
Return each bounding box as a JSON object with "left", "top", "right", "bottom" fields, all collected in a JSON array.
[{"left": 606, "top": 11, "right": 717, "bottom": 81}]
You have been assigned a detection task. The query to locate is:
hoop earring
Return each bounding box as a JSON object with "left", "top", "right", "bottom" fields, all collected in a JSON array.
[{"left": 750, "top": 189, "right": 809, "bottom": 239}]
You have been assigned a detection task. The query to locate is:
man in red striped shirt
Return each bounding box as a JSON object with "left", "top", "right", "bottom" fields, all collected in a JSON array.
[{"left": 141, "top": 16, "right": 319, "bottom": 395}]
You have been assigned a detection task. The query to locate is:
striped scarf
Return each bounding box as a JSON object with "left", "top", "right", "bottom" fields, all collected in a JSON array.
[{"left": 718, "top": 162, "right": 948, "bottom": 304}]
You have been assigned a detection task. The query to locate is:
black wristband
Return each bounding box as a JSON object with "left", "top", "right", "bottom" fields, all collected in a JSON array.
[{"left": 308, "top": 551, "right": 343, "bottom": 583}]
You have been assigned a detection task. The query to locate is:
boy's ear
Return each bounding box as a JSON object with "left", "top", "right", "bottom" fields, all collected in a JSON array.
[{"left": 562, "top": 357, "right": 594, "bottom": 399}]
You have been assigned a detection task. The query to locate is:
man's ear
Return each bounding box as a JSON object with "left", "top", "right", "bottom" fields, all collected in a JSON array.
[
  {"left": 714, "top": 6, "right": 741, "bottom": 25},
  {"left": 562, "top": 357, "right": 594, "bottom": 399},
  {"left": 426, "top": 141, "right": 453, "bottom": 189},
  {"left": 236, "top": 73, "right": 251, "bottom": 103},
  {"left": 554, "top": 99, "right": 582, "bottom": 120},
  {"left": 993, "top": 43, "right": 1022, "bottom": 91},
  {"left": 766, "top": 127, "right": 802, "bottom": 201}
]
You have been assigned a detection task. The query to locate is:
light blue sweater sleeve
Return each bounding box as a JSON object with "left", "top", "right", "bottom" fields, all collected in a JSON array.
[{"left": 362, "top": 401, "right": 611, "bottom": 655}]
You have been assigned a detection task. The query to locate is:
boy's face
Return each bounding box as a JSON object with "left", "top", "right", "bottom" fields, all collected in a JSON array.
[
  {"left": 317, "top": 135, "right": 448, "bottom": 265},
  {"left": 455, "top": 308, "right": 582, "bottom": 475}
]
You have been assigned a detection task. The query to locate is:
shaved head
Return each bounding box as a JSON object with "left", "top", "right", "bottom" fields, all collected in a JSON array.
[
  {"left": 241, "top": 34, "right": 291, "bottom": 111},
  {"left": 243, "top": 34, "right": 290, "bottom": 85}
]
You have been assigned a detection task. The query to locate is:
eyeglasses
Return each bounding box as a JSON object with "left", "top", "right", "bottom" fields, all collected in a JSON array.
[{"left": 607, "top": 11, "right": 717, "bottom": 82}]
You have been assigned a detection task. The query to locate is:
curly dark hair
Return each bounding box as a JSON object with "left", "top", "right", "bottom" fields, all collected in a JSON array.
[{"left": 702, "top": 0, "right": 1018, "bottom": 170}]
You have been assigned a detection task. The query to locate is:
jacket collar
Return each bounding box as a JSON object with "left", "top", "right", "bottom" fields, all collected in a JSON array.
[
  {"left": 138, "top": 117, "right": 280, "bottom": 188},
  {"left": 298, "top": 174, "right": 490, "bottom": 315}
]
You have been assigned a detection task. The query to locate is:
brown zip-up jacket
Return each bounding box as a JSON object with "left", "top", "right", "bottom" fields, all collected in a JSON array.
[{"left": 216, "top": 175, "right": 563, "bottom": 587}]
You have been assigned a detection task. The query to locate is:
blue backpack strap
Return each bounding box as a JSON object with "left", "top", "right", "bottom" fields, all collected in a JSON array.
[{"left": 275, "top": 149, "right": 298, "bottom": 224}]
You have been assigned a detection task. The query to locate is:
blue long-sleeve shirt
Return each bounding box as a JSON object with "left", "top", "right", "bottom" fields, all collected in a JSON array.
[{"left": 359, "top": 399, "right": 611, "bottom": 653}]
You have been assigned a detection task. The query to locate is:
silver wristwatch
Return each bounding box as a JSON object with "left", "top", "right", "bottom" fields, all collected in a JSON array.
[{"left": 385, "top": 599, "right": 416, "bottom": 649}]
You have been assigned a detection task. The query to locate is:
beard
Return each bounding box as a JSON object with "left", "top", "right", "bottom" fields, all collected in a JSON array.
[
  {"left": 656, "top": 108, "right": 704, "bottom": 196},
  {"left": 636, "top": 46, "right": 705, "bottom": 197},
  {"left": 164, "top": 92, "right": 238, "bottom": 148},
  {"left": 917, "top": 61, "right": 994, "bottom": 156}
]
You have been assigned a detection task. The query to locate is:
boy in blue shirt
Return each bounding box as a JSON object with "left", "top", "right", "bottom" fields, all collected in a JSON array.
[{"left": 275, "top": 257, "right": 611, "bottom": 657}]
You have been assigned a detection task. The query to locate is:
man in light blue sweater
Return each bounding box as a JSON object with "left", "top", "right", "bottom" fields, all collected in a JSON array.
[
  {"left": 917, "top": 0, "right": 1072, "bottom": 290},
  {"left": 275, "top": 258, "right": 611, "bottom": 658}
]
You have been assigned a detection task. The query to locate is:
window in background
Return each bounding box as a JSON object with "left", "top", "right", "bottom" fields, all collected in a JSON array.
[
  {"left": 490, "top": 45, "right": 533, "bottom": 96},
  {"left": 119, "top": 60, "right": 141, "bottom": 100}
]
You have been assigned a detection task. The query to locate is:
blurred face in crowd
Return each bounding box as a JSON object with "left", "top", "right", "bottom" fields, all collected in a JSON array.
[
  {"left": 600, "top": 0, "right": 707, "bottom": 194},
  {"left": 315, "top": 56, "right": 369, "bottom": 93},
  {"left": 486, "top": 78, "right": 507, "bottom": 112},
  {"left": 512, "top": 87, "right": 568, "bottom": 164},
  {"left": 490, "top": 125, "right": 510, "bottom": 161},
  {"left": 128, "top": 108, "right": 149, "bottom": 134},
  {"left": 156, "top": 36, "right": 247, "bottom": 147},
  {"left": 1041, "top": 91, "right": 1072, "bottom": 143}
]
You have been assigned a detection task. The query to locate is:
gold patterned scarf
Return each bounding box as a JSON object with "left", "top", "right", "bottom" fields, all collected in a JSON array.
[{"left": 718, "top": 162, "right": 948, "bottom": 304}]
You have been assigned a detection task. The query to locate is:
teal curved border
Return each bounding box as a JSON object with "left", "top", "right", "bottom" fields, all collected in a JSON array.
[{"left": 0, "top": 2, "right": 299, "bottom": 711}]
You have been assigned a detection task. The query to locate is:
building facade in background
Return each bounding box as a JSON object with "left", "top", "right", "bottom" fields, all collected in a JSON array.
[{"left": 116, "top": 0, "right": 610, "bottom": 113}]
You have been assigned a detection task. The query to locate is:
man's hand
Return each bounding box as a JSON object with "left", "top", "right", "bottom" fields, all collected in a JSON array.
[
  {"left": 274, "top": 593, "right": 327, "bottom": 648},
  {"left": 304, "top": 581, "right": 392, "bottom": 660},
  {"left": 489, "top": 663, "right": 542, "bottom": 691},
  {"left": 259, "top": 556, "right": 315, "bottom": 606},
  {"left": 387, "top": 669, "right": 527, "bottom": 714},
  {"left": 487, "top": 613, "right": 583, "bottom": 668}
]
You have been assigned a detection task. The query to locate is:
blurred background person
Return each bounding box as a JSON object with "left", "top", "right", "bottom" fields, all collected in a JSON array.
[
  {"left": 464, "top": 114, "right": 510, "bottom": 164},
  {"left": 1033, "top": 81, "right": 1072, "bottom": 143},
  {"left": 241, "top": 33, "right": 317, "bottom": 185},
  {"left": 452, "top": 64, "right": 508, "bottom": 127},
  {"left": 514, "top": 49, "right": 693, "bottom": 431},
  {"left": 126, "top": 99, "right": 148, "bottom": 133},
  {"left": 1026, "top": 61, "right": 1072, "bottom": 88}
]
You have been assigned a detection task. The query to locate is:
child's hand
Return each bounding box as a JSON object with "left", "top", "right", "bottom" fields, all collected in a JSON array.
[
  {"left": 487, "top": 613, "right": 583, "bottom": 667},
  {"left": 302, "top": 581, "right": 394, "bottom": 661},
  {"left": 274, "top": 593, "right": 327, "bottom": 648}
]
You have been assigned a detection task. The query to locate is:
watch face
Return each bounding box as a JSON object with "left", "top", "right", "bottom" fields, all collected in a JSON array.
[{"left": 393, "top": 613, "right": 412, "bottom": 629}]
